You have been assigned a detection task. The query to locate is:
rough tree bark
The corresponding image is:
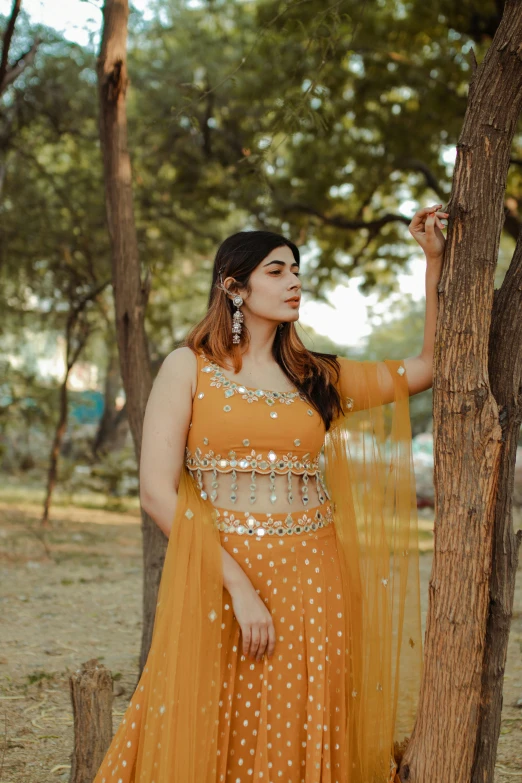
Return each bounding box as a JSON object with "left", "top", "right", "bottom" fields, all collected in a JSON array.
[
  {"left": 401, "top": 3, "right": 522, "bottom": 781},
  {"left": 472, "top": 225, "right": 522, "bottom": 779},
  {"left": 97, "top": 0, "right": 167, "bottom": 673},
  {"left": 69, "top": 659, "right": 113, "bottom": 783}
]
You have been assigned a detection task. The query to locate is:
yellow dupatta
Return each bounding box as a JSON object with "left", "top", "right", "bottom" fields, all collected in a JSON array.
[
  {"left": 324, "top": 358, "right": 423, "bottom": 782},
  {"left": 93, "top": 357, "right": 422, "bottom": 783}
]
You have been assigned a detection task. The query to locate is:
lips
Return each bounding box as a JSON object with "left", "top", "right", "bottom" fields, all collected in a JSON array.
[{"left": 285, "top": 297, "right": 300, "bottom": 304}]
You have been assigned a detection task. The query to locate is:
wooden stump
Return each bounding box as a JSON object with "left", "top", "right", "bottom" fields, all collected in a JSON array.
[{"left": 69, "top": 658, "right": 113, "bottom": 783}]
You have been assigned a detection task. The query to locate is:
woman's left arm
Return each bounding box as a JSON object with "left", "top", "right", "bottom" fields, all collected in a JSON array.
[{"left": 403, "top": 203, "right": 448, "bottom": 396}]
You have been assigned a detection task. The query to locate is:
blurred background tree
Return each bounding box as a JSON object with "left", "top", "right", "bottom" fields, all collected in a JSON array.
[{"left": 1, "top": 0, "right": 520, "bottom": 492}]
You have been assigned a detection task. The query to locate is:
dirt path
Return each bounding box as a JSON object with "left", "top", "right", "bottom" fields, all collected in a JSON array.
[{"left": 0, "top": 502, "right": 520, "bottom": 782}]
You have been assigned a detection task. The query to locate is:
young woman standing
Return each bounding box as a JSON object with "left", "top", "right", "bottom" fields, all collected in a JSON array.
[{"left": 94, "top": 204, "right": 447, "bottom": 783}]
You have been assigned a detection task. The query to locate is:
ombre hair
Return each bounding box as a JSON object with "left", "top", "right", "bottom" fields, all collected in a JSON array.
[{"left": 184, "top": 230, "right": 344, "bottom": 430}]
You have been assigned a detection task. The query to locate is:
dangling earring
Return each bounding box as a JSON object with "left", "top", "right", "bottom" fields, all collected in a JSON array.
[
  {"left": 278, "top": 323, "right": 285, "bottom": 330},
  {"left": 231, "top": 294, "right": 244, "bottom": 344}
]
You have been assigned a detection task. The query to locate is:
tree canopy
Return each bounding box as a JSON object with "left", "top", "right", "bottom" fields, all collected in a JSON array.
[{"left": 1, "top": 0, "right": 519, "bottom": 428}]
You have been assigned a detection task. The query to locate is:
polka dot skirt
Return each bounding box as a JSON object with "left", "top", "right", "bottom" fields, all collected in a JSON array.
[{"left": 217, "top": 501, "right": 348, "bottom": 783}]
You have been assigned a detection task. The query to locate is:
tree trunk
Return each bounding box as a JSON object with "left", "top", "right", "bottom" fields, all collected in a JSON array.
[
  {"left": 41, "top": 364, "right": 70, "bottom": 527},
  {"left": 69, "top": 659, "right": 113, "bottom": 783},
  {"left": 92, "top": 336, "right": 128, "bottom": 457},
  {"left": 97, "top": 0, "right": 167, "bottom": 673},
  {"left": 401, "top": 3, "right": 522, "bottom": 781},
  {"left": 41, "top": 308, "right": 90, "bottom": 526},
  {"left": 471, "top": 230, "right": 522, "bottom": 781}
]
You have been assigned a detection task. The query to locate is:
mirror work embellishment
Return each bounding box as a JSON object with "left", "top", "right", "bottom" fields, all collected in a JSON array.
[
  {"left": 213, "top": 502, "right": 334, "bottom": 536},
  {"left": 201, "top": 356, "right": 305, "bottom": 405}
]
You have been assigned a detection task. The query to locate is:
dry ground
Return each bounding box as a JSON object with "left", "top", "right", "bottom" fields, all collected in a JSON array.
[{"left": 0, "top": 499, "right": 521, "bottom": 783}]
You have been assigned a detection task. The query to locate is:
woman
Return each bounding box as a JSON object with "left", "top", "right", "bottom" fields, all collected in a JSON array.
[{"left": 94, "top": 205, "right": 447, "bottom": 783}]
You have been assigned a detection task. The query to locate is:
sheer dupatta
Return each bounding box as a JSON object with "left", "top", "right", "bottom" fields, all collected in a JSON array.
[
  {"left": 93, "top": 467, "right": 224, "bottom": 783},
  {"left": 93, "top": 358, "right": 422, "bottom": 783},
  {"left": 323, "top": 358, "right": 423, "bottom": 783}
]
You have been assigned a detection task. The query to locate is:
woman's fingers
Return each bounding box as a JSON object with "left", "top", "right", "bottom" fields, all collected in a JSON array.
[
  {"left": 256, "top": 626, "right": 268, "bottom": 662},
  {"left": 409, "top": 205, "right": 448, "bottom": 236},
  {"left": 409, "top": 205, "right": 448, "bottom": 258},
  {"left": 425, "top": 210, "right": 435, "bottom": 234},
  {"left": 249, "top": 626, "right": 260, "bottom": 659},
  {"left": 266, "top": 622, "right": 276, "bottom": 660},
  {"left": 248, "top": 624, "right": 271, "bottom": 661},
  {"left": 242, "top": 626, "right": 251, "bottom": 657}
]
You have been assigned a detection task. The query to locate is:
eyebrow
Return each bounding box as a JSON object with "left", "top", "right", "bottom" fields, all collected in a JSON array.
[{"left": 262, "top": 259, "right": 300, "bottom": 268}]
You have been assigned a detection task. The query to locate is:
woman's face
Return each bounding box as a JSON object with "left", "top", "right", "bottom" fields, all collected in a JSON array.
[{"left": 227, "top": 245, "right": 302, "bottom": 326}]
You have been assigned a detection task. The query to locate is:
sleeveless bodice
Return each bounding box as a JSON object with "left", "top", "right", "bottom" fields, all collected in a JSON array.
[{"left": 185, "top": 352, "right": 330, "bottom": 510}]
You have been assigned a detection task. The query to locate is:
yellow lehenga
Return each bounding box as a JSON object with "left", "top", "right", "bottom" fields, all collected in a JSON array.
[{"left": 93, "top": 353, "right": 422, "bottom": 783}]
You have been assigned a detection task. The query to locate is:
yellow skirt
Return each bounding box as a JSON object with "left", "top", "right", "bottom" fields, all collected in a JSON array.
[{"left": 216, "top": 500, "right": 350, "bottom": 783}]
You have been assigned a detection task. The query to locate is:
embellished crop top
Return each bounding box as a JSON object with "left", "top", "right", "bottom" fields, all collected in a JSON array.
[
  {"left": 184, "top": 351, "right": 407, "bottom": 511},
  {"left": 185, "top": 352, "right": 337, "bottom": 509}
]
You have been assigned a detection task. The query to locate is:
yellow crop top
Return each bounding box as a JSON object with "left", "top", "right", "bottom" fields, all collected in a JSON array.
[
  {"left": 183, "top": 351, "right": 373, "bottom": 510},
  {"left": 184, "top": 350, "right": 408, "bottom": 510}
]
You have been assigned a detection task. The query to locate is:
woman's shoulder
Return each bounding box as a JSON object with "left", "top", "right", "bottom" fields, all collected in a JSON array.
[{"left": 159, "top": 346, "right": 200, "bottom": 389}]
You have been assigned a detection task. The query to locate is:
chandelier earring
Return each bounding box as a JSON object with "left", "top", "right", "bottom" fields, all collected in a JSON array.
[{"left": 231, "top": 294, "right": 244, "bottom": 344}]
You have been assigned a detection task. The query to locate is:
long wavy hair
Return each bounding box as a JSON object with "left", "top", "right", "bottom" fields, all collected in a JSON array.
[{"left": 184, "top": 230, "right": 345, "bottom": 430}]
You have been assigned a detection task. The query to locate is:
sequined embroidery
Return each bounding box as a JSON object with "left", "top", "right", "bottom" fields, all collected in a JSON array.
[
  {"left": 190, "top": 352, "right": 328, "bottom": 506},
  {"left": 200, "top": 355, "right": 305, "bottom": 405},
  {"left": 185, "top": 446, "right": 320, "bottom": 475},
  {"left": 212, "top": 502, "right": 334, "bottom": 536}
]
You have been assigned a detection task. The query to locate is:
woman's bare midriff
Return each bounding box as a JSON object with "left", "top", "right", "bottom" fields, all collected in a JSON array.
[{"left": 195, "top": 470, "right": 326, "bottom": 514}]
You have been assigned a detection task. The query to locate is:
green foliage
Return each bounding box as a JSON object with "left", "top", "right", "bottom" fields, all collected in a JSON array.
[
  {"left": 27, "top": 670, "right": 55, "bottom": 685},
  {"left": 1, "top": 0, "right": 519, "bottom": 470},
  {"left": 0, "top": 360, "right": 60, "bottom": 471}
]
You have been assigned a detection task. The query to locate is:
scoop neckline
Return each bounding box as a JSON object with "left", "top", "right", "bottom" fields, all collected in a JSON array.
[{"left": 202, "top": 355, "right": 299, "bottom": 396}]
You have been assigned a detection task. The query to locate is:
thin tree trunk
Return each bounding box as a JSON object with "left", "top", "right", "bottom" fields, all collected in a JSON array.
[
  {"left": 92, "top": 336, "right": 128, "bottom": 457},
  {"left": 401, "top": 3, "right": 522, "bottom": 781},
  {"left": 471, "top": 231, "right": 522, "bottom": 781},
  {"left": 41, "top": 364, "right": 71, "bottom": 527},
  {"left": 0, "top": 0, "right": 40, "bottom": 97},
  {"left": 41, "top": 309, "right": 89, "bottom": 526},
  {"left": 97, "top": 0, "right": 167, "bottom": 673}
]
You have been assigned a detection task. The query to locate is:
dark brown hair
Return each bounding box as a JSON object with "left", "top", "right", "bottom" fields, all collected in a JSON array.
[{"left": 184, "top": 230, "right": 344, "bottom": 430}]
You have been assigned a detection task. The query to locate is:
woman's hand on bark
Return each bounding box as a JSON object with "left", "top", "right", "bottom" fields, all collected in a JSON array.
[
  {"left": 229, "top": 581, "right": 276, "bottom": 662},
  {"left": 409, "top": 204, "right": 448, "bottom": 265}
]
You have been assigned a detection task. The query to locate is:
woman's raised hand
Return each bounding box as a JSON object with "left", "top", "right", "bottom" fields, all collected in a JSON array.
[
  {"left": 408, "top": 204, "right": 448, "bottom": 262},
  {"left": 229, "top": 582, "right": 276, "bottom": 662}
]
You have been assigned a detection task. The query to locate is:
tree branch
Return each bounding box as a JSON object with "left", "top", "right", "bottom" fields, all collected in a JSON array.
[
  {"left": 394, "top": 156, "right": 448, "bottom": 200},
  {"left": 0, "top": 0, "right": 21, "bottom": 90},
  {"left": 280, "top": 202, "right": 411, "bottom": 231},
  {"left": 0, "top": 38, "right": 39, "bottom": 95}
]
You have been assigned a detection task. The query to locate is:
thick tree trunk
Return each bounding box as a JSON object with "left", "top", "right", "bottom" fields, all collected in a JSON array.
[
  {"left": 69, "top": 659, "right": 113, "bottom": 783},
  {"left": 471, "top": 232, "right": 522, "bottom": 781},
  {"left": 401, "top": 3, "right": 522, "bottom": 781},
  {"left": 97, "top": 0, "right": 167, "bottom": 673}
]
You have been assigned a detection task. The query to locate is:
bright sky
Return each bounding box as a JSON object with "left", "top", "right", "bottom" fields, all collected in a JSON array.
[{"left": 2, "top": 0, "right": 453, "bottom": 347}]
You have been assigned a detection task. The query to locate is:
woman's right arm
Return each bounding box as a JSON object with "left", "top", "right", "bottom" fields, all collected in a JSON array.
[
  {"left": 138, "top": 348, "right": 255, "bottom": 593},
  {"left": 139, "top": 347, "right": 194, "bottom": 537},
  {"left": 139, "top": 346, "right": 276, "bottom": 662}
]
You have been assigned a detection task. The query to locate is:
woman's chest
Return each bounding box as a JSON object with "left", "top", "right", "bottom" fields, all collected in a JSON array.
[{"left": 186, "top": 355, "right": 326, "bottom": 472}]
